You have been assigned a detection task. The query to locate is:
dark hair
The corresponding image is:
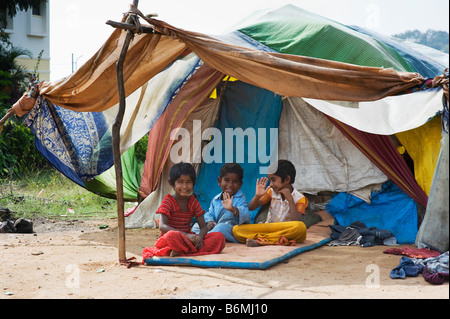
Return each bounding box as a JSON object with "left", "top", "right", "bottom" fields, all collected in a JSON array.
[
  {"left": 168, "top": 162, "right": 197, "bottom": 185},
  {"left": 219, "top": 162, "right": 243, "bottom": 181},
  {"left": 273, "top": 159, "right": 296, "bottom": 184}
]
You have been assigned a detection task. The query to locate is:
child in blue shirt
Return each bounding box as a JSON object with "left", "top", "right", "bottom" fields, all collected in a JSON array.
[{"left": 192, "top": 163, "right": 250, "bottom": 242}]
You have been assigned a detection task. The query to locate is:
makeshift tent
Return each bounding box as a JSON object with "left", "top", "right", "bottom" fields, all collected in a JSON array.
[{"left": 7, "top": 5, "right": 449, "bottom": 249}]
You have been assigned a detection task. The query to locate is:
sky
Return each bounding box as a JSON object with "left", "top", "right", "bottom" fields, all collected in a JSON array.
[{"left": 49, "top": 0, "right": 449, "bottom": 81}]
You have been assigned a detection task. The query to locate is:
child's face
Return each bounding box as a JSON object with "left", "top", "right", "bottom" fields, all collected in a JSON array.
[
  {"left": 217, "top": 173, "right": 242, "bottom": 196},
  {"left": 172, "top": 174, "right": 194, "bottom": 197},
  {"left": 267, "top": 173, "right": 291, "bottom": 193}
]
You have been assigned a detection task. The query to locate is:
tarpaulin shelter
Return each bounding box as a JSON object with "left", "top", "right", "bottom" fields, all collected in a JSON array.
[{"left": 6, "top": 4, "right": 449, "bottom": 260}]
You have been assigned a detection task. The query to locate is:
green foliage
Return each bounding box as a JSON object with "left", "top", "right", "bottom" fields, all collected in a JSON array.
[
  {"left": 0, "top": 69, "right": 12, "bottom": 103},
  {"left": 0, "top": 168, "right": 120, "bottom": 220},
  {"left": 0, "top": 138, "right": 15, "bottom": 175},
  {"left": 0, "top": 42, "right": 32, "bottom": 103},
  {"left": 1, "top": 1, "right": 46, "bottom": 48},
  {"left": 393, "top": 29, "right": 449, "bottom": 53},
  {"left": 1, "top": 33, "right": 49, "bottom": 178},
  {"left": 0, "top": 119, "right": 49, "bottom": 177},
  {"left": 134, "top": 133, "right": 149, "bottom": 163},
  {"left": 0, "top": 0, "right": 43, "bottom": 19}
]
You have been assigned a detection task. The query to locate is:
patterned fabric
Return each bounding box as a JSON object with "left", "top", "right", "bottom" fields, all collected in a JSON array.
[
  {"left": 21, "top": 5, "right": 446, "bottom": 205},
  {"left": 384, "top": 246, "right": 441, "bottom": 259},
  {"left": 138, "top": 63, "right": 223, "bottom": 198},
  {"left": 416, "top": 251, "right": 449, "bottom": 275},
  {"left": 23, "top": 99, "right": 111, "bottom": 186},
  {"left": 23, "top": 53, "right": 202, "bottom": 196}
]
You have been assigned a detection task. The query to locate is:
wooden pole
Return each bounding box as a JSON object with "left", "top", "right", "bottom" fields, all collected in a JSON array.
[
  {"left": 105, "top": 20, "right": 157, "bottom": 34},
  {"left": 113, "top": 0, "right": 139, "bottom": 264}
]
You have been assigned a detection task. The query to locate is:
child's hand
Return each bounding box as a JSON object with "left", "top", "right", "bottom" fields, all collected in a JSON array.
[
  {"left": 221, "top": 192, "right": 234, "bottom": 212},
  {"left": 279, "top": 187, "right": 293, "bottom": 200},
  {"left": 255, "top": 177, "right": 270, "bottom": 197},
  {"left": 186, "top": 233, "right": 200, "bottom": 246},
  {"left": 207, "top": 221, "right": 216, "bottom": 231},
  {"left": 195, "top": 238, "right": 204, "bottom": 250}
]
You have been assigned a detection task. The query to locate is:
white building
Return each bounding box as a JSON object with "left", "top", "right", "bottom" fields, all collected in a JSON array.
[{"left": 2, "top": 0, "right": 50, "bottom": 81}]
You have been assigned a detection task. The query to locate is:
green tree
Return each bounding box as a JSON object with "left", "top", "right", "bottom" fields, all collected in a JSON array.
[
  {"left": 0, "top": 44, "right": 32, "bottom": 107},
  {"left": 1, "top": 0, "right": 49, "bottom": 177},
  {"left": 1, "top": 0, "right": 43, "bottom": 42},
  {"left": 0, "top": 0, "right": 42, "bottom": 18}
]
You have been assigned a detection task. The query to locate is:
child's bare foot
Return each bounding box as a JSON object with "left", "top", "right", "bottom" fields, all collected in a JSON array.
[
  {"left": 170, "top": 250, "right": 180, "bottom": 257},
  {"left": 246, "top": 239, "right": 261, "bottom": 247}
]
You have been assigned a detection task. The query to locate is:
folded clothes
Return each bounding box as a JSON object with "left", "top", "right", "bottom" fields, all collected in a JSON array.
[{"left": 328, "top": 227, "right": 361, "bottom": 246}]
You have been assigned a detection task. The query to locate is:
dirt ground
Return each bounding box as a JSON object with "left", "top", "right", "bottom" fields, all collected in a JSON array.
[{"left": 1, "top": 218, "right": 448, "bottom": 300}]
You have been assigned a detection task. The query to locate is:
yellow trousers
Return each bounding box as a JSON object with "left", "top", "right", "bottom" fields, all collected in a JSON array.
[{"left": 232, "top": 221, "right": 307, "bottom": 245}]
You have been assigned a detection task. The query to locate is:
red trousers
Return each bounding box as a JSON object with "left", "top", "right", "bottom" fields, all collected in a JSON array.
[{"left": 142, "top": 230, "right": 225, "bottom": 260}]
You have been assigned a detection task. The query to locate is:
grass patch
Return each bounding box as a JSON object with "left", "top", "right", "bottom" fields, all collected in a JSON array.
[{"left": 0, "top": 168, "right": 136, "bottom": 220}]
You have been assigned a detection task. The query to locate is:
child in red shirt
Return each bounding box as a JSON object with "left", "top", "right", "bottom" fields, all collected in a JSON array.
[{"left": 143, "top": 162, "right": 225, "bottom": 260}]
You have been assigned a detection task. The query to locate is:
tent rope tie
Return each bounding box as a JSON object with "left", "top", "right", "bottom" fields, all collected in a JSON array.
[
  {"left": 120, "top": 257, "right": 140, "bottom": 268},
  {"left": 431, "top": 68, "right": 449, "bottom": 101}
]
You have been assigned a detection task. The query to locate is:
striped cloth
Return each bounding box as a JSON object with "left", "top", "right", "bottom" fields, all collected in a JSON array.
[{"left": 156, "top": 194, "right": 204, "bottom": 234}]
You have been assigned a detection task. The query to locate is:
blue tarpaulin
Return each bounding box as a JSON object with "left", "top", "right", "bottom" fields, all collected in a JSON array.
[
  {"left": 326, "top": 181, "right": 418, "bottom": 244},
  {"left": 194, "top": 81, "right": 283, "bottom": 222}
]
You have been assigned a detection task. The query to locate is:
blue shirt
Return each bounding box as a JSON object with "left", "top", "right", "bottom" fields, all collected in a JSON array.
[{"left": 203, "top": 189, "right": 250, "bottom": 226}]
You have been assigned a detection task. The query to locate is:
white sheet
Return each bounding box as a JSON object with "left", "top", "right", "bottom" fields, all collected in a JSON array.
[
  {"left": 278, "top": 97, "right": 388, "bottom": 195},
  {"left": 304, "top": 88, "right": 443, "bottom": 135},
  {"left": 102, "top": 52, "right": 201, "bottom": 154}
]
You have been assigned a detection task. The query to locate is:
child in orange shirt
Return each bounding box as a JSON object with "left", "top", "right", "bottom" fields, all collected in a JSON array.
[{"left": 232, "top": 160, "right": 308, "bottom": 246}]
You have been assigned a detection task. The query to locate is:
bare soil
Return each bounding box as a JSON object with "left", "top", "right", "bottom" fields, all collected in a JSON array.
[{"left": 1, "top": 218, "right": 448, "bottom": 300}]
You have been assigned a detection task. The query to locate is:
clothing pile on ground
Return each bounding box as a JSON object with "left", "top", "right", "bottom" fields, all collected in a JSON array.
[
  {"left": 325, "top": 181, "right": 419, "bottom": 244},
  {"left": 327, "top": 220, "right": 398, "bottom": 247},
  {"left": 0, "top": 208, "right": 33, "bottom": 234},
  {"left": 385, "top": 248, "right": 449, "bottom": 285}
]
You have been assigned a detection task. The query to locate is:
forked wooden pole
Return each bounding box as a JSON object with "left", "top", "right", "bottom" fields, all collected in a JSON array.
[{"left": 112, "top": 0, "right": 139, "bottom": 264}]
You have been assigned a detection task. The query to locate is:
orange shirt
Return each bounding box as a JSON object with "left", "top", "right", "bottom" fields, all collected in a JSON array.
[{"left": 259, "top": 188, "right": 308, "bottom": 223}]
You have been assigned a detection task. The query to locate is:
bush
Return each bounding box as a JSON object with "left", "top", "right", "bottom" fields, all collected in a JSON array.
[
  {"left": 1, "top": 41, "right": 49, "bottom": 178},
  {"left": 0, "top": 119, "right": 49, "bottom": 177},
  {"left": 0, "top": 168, "right": 119, "bottom": 220}
]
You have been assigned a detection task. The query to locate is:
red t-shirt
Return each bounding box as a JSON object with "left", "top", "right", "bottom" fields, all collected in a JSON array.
[{"left": 156, "top": 194, "right": 204, "bottom": 234}]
